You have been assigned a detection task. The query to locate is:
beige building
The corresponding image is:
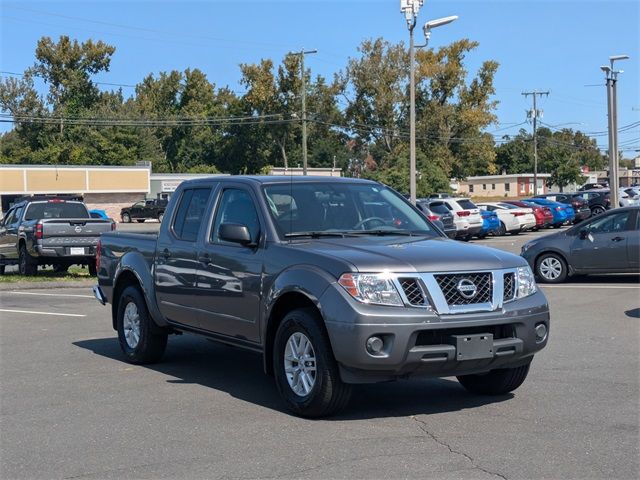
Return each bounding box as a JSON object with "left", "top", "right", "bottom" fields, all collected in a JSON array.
[
  {"left": 457, "top": 174, "right": 551, "bottom": 198},
  {"left": 0, "top": 164, "right": 151, "bottom": 219}
]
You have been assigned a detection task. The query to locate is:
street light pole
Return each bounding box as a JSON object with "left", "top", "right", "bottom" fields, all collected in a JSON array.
[
  {"left": 602, "top": 54, "right": 629, "bottom": 209},
  {"left": 290, "top": 49, "right": 317, "bottom": 175}
]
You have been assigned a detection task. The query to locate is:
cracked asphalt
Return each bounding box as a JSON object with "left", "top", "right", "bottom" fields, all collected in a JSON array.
[{"left": 1, "top": 230, "right": 638, "bottom": 479}]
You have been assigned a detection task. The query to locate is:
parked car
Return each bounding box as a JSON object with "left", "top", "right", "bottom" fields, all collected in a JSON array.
[
  {"left": 521, "top": 206, "right": 640, "bottom": 283},
  {"left": 429, "top": 198, "right": 483, "bottom": 241},
  {"left": 619, "top": 188, "right": 640, "bottom": 207},
  {"left": 428, "top": 192, "right": 451, "bottom": 199},
  {"left": 94, "top": 176, "right": 549, "bottom": 417},
  {"left": 533, "top": 193, "right": 591, "bottom": 223},
  {"left": 574, "top": 190, "right": 611, "bottom": 216},
  {"left": 478, "top": 209, "right": 500, "bottom": 238},
  {"left": 502, "top": 200, "right": 553, "bottom": 229},
  {"left": 89, "top": 209, "right": 109, "bottom": 219},
  {"left": 524, "top": 198, "right": 575, "bottom": 228},
  {"left": 120, "top": 198, "right": 168, "bottom": 223},
  {"left": 415, "top": 200, "right": 456, "bottom": 239},
  {"left": 476, "top": 202, "right": 537, "bottom": 235},
  {"left": 0, "top": 196, "right": 115, "bottom": 275},
  {"left": 578, "top": 182, "right": 607, "bottom": 191}
]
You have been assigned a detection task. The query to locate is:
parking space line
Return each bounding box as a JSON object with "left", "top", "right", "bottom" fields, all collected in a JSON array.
[
  {"left": 540, "top": 285, "right": 639, "bottom": 289},
  {"left": 8, "top": 291, "right": 94, "bottom": 299},
  {"left": 0, "top": 308, "right": 86, "bottom": 317}
]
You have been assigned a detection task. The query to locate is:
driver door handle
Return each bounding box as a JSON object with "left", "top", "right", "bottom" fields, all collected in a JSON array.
[
  {"left": 198, "top": 253, "right": 211, "bottom": 264},
  {"left": 162, "top": 248, "right": 171, "bottom": 259},
  {"left": 611, "top": 236, "right": 624, "bottom": 242}
]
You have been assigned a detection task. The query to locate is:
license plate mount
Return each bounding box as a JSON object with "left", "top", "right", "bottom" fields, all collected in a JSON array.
[
  {"left": 450, "top": 333, "right": 494, "bottom": 361},
  {"left": 70, "top": 247, "right": 85, "bottom": 255}
]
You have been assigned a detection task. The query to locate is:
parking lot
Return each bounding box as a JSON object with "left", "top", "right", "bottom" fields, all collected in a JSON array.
[{"left": 1, "top": 228, "right": 638, "bottom": 479}]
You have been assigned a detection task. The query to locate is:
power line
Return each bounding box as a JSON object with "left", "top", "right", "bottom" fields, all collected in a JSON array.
[
  {"left": 0, "top": 70, "right": 137, "bottom": 89},
  {"left": 522, "top": 90, "right": 550, "bottom": 193}
]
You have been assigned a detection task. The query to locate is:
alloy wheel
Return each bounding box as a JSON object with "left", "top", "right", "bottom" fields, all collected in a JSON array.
[
  {"left": 123, "top": 301, "right": 141, "bottom": 349},
  {"left": 284, "top": 332, "right": 317, "bottom": 397},
  {"left": 539, "top": 257, "right": 563, "bottom": 281}
]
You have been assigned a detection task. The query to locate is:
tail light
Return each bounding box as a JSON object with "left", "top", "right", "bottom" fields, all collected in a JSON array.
[
  {"left": 456, "top": 211, "right": 471, "bottom": 217},
  {"left": 35, "top": 222, "right": 43, "bottom": 239},
  {"left": 427, "top": 215, "right": 439, "bottom": 221},
  {"left": 96, "top": 239, "right": 101, "bottom": 272}
]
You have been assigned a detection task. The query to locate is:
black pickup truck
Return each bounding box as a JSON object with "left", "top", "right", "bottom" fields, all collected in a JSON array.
[
  {"left": 120, "top": 199, "right": 167, "bottom": 223},
  {"left": 94, "top": 176, "right": 550, "bottom": 417},
  {"left": 0, "top": 197, "right": 114, "bottom": 275}
]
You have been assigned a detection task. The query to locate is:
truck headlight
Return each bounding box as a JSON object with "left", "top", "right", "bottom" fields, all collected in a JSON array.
[
  {"left": 516, "top": 265, "right": 537, "bottom": 298},
  {"left": 338, "top": 273, "right": 403, "bottom": 306}
]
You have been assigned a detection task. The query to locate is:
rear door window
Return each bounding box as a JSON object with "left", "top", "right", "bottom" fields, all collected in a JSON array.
[{"left": 172, "top": 188, "right": 212, "bottom": 242}]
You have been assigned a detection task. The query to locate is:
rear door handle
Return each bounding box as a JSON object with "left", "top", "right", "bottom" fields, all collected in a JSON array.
[
  {"left": 611, "top": 236, "right": 624, "bottom": 242},
  {"left": 198, "top": 253, "right": 211, "bottom": 264},
  {"left": 162, "top": 248, "right": 171, "bottom": 259}
]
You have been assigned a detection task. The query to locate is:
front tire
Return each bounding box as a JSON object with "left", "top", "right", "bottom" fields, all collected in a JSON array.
[
  {"left": 536, "top": 252, "right": 568, "bottom": 283},
  {"left": 457, "top": 364, "right": 531, "bottom": 395},
  {"left": 122, "top": 213, "right": 131, "bottom": 223},
  {"left": 116, "top": 286, "right": 167, "bottom": 364},
  {"left": 273, "top": 308, "right": 351, "bottom": 418},
  {"left": 19, "top": 245, "right": 37, "bottom": 276},
  {"left": 496, "top": 222, "right": 507, "bottom": 236},
  {"left": 591, "top": 206, "right": 605, "bottom": 216}
]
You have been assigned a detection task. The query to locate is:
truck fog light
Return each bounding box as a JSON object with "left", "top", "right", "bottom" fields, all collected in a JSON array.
[
  {"left": 366, "top": 336, "right": 384, "bottom": 355},
  {"left": 535, "top": 323, "right": 548, "bottom": 343}
]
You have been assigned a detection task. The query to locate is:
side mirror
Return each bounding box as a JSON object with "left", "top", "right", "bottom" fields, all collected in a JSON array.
[
  {"left": 219, "top": 223, "right": 254, "bottom": 246},
  {"left": 579, "top": 229, "right": 589, "bottom": 240}
]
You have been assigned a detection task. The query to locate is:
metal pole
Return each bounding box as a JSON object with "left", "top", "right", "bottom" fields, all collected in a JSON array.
[
  {"left": 605, "top": 77, "right": 616, "bottom": 205},
  {"left": 301, "top": 52, "right": 308, "bottom": 176},
  {"left": 532, "top": 94, "right": 538, "bottom": 195},
  {"left": 607, "top": 75, "right": 619, "bottom": 207},
  {"left": 409, "top": 22, "right": 417, "bottom": 204}
]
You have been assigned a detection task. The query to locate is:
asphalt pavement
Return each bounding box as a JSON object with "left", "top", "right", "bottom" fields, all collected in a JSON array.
[{"left": 0, "top": 227, "right": 638, "bottom": 479}]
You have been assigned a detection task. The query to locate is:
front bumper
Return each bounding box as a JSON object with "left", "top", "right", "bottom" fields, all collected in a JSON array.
[{"left": 320, "top": 285, "right": 549, "bottom": 383}]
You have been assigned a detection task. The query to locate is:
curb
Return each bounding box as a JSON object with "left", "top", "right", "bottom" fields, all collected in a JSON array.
[{"left": 0, "top": 280, "right": 95, "bottom": 291}]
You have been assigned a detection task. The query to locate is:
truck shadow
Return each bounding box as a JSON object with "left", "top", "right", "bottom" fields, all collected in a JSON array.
[{"left": 74, "top": 336, "right": 512, "bottom": 420}]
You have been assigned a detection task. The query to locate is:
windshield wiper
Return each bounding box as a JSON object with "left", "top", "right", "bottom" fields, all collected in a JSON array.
[
  {"left": 347, "top": 229, "right": 415, "bottom": 236},
  {"left": 284, "top": 231, "right": 356, "bottom": 239}
]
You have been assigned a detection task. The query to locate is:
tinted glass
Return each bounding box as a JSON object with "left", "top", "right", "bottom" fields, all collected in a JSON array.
[
  {"left": 497, "top": 203, "right": 517, "bottom": 209},
  {"left": 211, "top": 189, "right": 260, "bottom": 243},
  {"left": 428, "top": 202, "right": 450, "bottom": 215},
  {"left": 264, "top": 182, "right": 437, "bottom": 236},
  {"left": 456, "top": 199, "right": 477, "bottom": 210},
  {"left": 172, "top": 188, "right": 211, "bottom": 241},
  {"left": 3, "top": 209, "right": 16, "bottom": 225},
  {"left": 586, "top": 211, "right": 632, "bottom": 234},
  {"left": 24, "top": 202, "right": 89, "bottom": 220}
]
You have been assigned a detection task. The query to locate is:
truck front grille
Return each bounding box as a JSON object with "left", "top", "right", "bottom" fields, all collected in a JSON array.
[
  {"left": 503, "top": 272, "right": 515, "bottom": 302},
  {"left": 399, "top": 278, "right": 427, "bottom": 306},
  {"left": 434, "top": 272, "right": 493, "bottom": 306}
]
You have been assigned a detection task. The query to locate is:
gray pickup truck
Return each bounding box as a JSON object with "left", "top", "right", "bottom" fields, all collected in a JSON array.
[
  {"left": 0, "top": 197, "right": 114, "bottom": 275},
  {"left": 94, "top": 176, "right": 550, "bottom": 417}
]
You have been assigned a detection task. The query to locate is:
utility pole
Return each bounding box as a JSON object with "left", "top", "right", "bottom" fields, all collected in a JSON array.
[
  {"left": 289, "top": 49, "right": 317, "bottom": 175},
  {"left": 601, "top": 55, "right": 629, "bottom": 209},
  {"left": 522, "top": 90, "right": 549, "bottom": 195}
]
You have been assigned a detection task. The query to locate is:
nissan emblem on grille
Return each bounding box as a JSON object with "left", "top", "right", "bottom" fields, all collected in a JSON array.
[
  {"left": 456, "top": 279, "right": 477, "bottom": 299},
  {"left": 74, "top": 226, "right": 82, "bottom": 233}
]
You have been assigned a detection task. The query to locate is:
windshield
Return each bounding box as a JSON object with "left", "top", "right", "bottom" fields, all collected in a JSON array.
[
  {"left": 24, "top": 202, "right": 89, "bottom": 220},
  {"left": 263, "top": 182, "right": 439, "bottom": 238}
]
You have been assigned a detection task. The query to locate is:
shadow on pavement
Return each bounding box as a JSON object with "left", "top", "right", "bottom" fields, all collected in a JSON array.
[
  {"left": 625, "top": 308, "right": 640, "bottom": 319},
  {"left": 564, "top": 274, "right": 640, "bottom": 284},
  {"left": 74, "top": 336, "right": 512, "bottom": 419}
]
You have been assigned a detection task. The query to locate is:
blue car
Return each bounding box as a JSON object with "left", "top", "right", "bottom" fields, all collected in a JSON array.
[
  {"left": 478, "top": 208, "right": 500, "bottom": 238},
  {"left": 524, "top": 198, "right": 574, "bottom": 228},
  {"left": 89, "top": 209, "right": 109, "bottom": 219}
]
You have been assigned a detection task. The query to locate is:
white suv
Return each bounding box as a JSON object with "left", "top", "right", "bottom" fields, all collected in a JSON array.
[{"left": 431, "top": 198, "right": 483, "bottom": 240}]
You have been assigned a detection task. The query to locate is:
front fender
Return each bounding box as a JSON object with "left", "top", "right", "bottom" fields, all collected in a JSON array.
[
  {"left": 261, "top": 265, "right": 337, "bottom": 339},
  {"left": 113, "top": 251, "right": 168, "bottom": 328}
]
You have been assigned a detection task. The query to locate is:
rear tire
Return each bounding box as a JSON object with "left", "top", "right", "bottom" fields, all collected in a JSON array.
[
  {"left": 0, "top": 264, "right": 5, "bottom": 275},
  {"left": 273, "top": 308, "right": 352, "bottom": 418},
  {"left": 535, "top": 252, "right": 568, "bottom": 283},
  {"left": 497, "top": 222, "right": 507, "bottom": 236},
  {"left": 88, "top": 263, "right": 97, "bottom": 276},
  {"left": 591, "top": 205, "right": 605, "bottom": 216},
  {"left": 18, "top": 245, "right": 37, "bottom": 276},
  {"left": 457, "top": 364, "right": 531, "bottom": 395},
  {"left": 53, "top": 264, "right": 69, "bottom": 274},
  {"left": 116, "top": 286, "right": 167, "bottom": 364}
]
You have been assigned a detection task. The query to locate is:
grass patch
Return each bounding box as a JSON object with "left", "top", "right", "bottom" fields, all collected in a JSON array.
[{"left": 0, "top": 265, "right": 94, "bottom": 283}]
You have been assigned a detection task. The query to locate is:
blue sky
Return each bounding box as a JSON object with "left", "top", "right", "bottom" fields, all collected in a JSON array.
[{"left": 1, "top": 0, "right": 639, "bottom": 154}]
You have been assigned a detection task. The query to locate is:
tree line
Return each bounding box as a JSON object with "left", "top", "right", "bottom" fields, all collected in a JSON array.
[{"left": 0, "top": 36, "right": 606, "bottom": 194}]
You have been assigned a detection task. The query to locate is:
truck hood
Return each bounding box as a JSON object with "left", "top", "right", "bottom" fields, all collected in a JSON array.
[{"left": 289, "top": 235, "right": 527, "bottom": 273}]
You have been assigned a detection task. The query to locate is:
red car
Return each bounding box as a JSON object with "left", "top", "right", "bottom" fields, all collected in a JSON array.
[{"left": 503, "top": 200, "right": 553, "bottom": 229}]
